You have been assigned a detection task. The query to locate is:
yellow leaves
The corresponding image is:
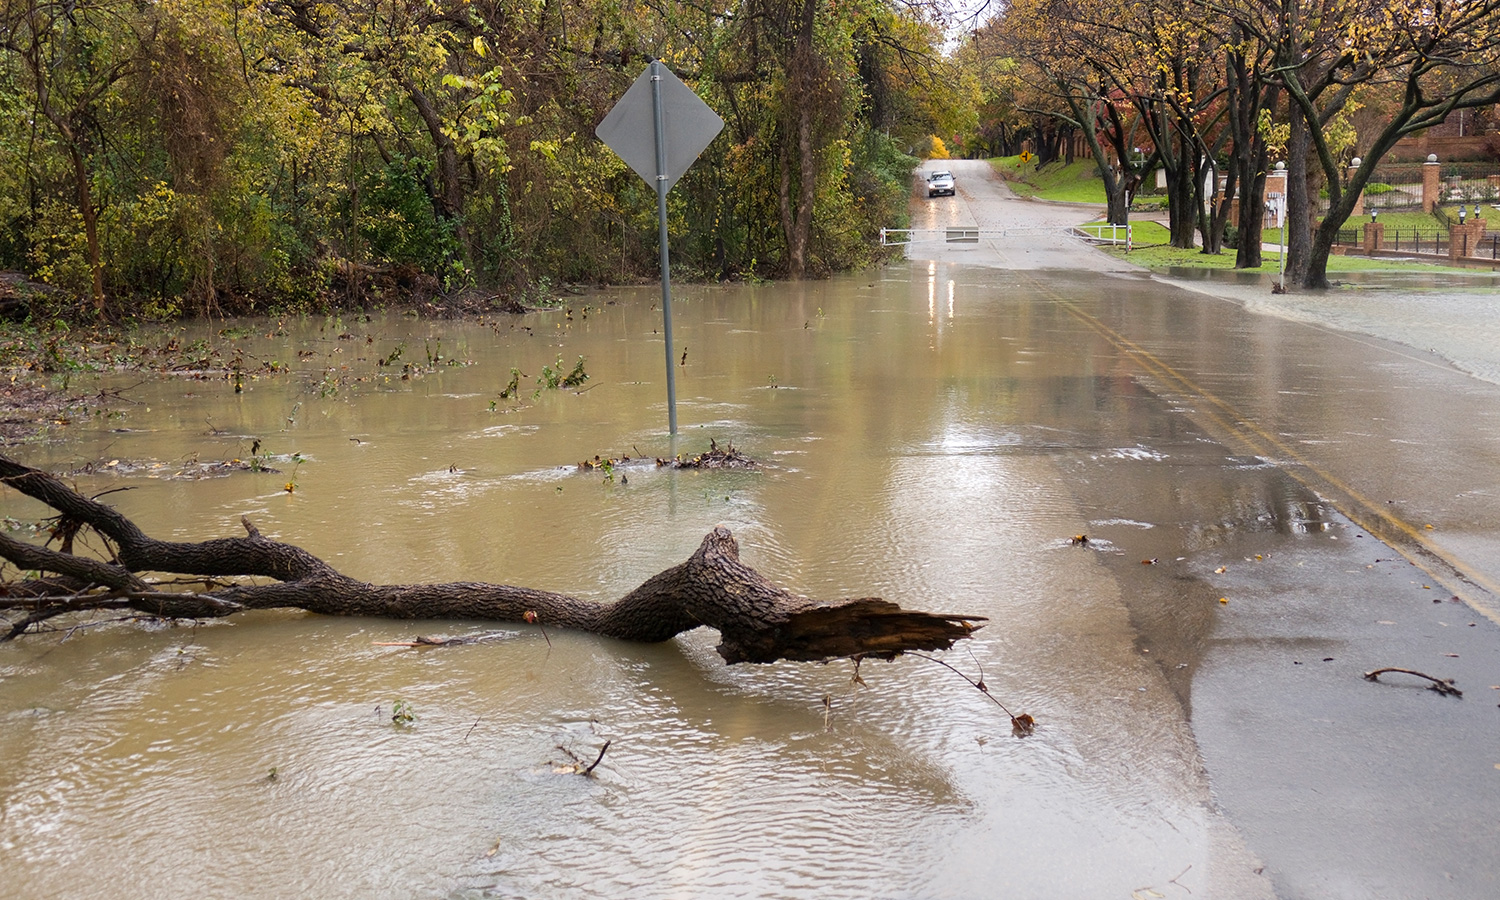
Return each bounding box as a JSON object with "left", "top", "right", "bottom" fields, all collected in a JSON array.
[
  {"left": 472, "top": 36, "right": 487, "bottom": 58},
  {"left": 529, "top": 139, "right": 561, "bottom": 162}
]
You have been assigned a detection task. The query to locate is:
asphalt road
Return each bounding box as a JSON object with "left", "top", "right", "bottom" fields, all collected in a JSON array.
[{"left": 908, "top": 159, "right": 1500, "bottom": 900}]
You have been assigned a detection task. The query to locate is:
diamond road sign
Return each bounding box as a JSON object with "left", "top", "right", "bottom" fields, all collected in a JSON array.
[{"left": 596, "top": 64, "right": 723, "bottom": 193}]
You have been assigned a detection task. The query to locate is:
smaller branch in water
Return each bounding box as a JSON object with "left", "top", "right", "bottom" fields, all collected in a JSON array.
[
  {"left": 582, "top": 740, "right": 611, "bottom": 776},
  {"left": 554, "top": 740, "right": 612, "bottom": 776},
  {"left": 1363, "top": 667, "right": 1463, "bottom": 697},
  {"left": 909, "top": 652, "right": 1036, "bottom": 736},
  {"left": 372, "top": 631, "right": 513, "bottom": 648},
  {"left": 524, "top": 610, "right": 551, "bottom": 649}
]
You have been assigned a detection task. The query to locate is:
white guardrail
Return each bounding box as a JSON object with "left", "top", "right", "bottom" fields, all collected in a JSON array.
[{"left": 880, "top": 224, "right": 1132, "bottom": 249}]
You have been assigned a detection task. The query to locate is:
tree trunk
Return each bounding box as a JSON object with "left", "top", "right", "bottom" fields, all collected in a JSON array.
[
  {"left": 1283, "top": 110, "right": 1313, "bottom": 287},
  {"left": 401, "top": 78, "right": 472, "bottom": 263},
  {"left": 66, "top": 142, "right": 107, "bottom": 313},
  {"left": 777, "top": 0, "right": 823, "bottom": 281},
  {"left": 1167, "top": 133, "right": 1196, "bottom": 249},
  {"left": 778, "top": 102, "right": 815, "bottom": 279},
  {"left": 0, "top": 455, "right": 982, "bottom": 663},
  {"left": 1063, "top": 92, "right": 1127, "bottom": 226},
  {"left": 1228, "top": 47, "right": 1271, "bottom": 270}
]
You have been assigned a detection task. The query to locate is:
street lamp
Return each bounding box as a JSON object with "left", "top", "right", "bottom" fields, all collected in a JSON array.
[
  {"left": 1460, "top": 205, "right": 1468, "bottom": 224},
  {"left": 1371, "top": 209, "right": 1378, "bottom": 223}
]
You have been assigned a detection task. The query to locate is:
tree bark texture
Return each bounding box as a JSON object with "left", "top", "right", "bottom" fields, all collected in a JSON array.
[{"left": 0, "top": 455, "right": 983, "bottom": 662}]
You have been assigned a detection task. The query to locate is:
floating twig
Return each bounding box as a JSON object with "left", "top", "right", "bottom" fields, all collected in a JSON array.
[
  {"left": 909, "top": 651, "right": 1036, "bottom": 735},
  {"left": 582, "top": 740, "right": 611, "bottom": 776},
  {"left": 1363, "top": 667, "right": 1463, "bottom": 697},
  {"left": 372, "top": 631, "right": 512, "bottom": 648},
  {"left": 524, "top": 610, "right": 551, "bottom": 649}
]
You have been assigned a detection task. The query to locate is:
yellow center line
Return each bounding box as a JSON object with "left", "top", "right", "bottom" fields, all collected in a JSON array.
[{"left": 1028, "top": 276, "right": 1500, "bottom": 625}]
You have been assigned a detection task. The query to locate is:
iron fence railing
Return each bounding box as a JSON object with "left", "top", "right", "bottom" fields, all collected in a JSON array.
[
  {"left": 1384, "top": 229, "right": 1450, "bottom": 256},
  {"left": 1315, "top": 164, "right": 1500, "bottom": 215}
]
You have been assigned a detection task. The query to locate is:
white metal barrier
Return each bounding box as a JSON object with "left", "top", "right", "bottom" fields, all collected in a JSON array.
[{"left": 880, "top": 224, "right": 1132, "bottom": 249}]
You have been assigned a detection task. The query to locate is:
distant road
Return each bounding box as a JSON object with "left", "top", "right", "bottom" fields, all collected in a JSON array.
[{"left": 907, "top": 159, "right": 1136, "bottom": 272}]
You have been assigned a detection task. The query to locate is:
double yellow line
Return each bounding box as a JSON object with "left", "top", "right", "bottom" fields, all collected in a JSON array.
[{"left": 1029, "top": 275, "right": 1500, "bottom": 625}]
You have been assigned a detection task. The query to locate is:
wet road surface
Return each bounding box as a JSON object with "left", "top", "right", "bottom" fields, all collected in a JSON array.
[{"left": 913, "top": 160, "right": 1500, "bottom": 898}]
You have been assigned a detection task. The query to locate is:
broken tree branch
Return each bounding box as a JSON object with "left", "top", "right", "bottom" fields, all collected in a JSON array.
[
  {"left": 0, "top": 454, "right": 984, "bottom": 663},
  {"left": 1363, "top": 667, "right": 1463, "bottom": 697}
]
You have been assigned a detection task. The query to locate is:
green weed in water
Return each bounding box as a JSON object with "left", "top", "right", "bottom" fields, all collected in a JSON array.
[{"left": 392, "top": 699, "right": 416, "bottom": 726}]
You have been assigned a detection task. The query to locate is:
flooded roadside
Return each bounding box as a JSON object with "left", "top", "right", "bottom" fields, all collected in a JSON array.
[
  {"left": 2, "top": 264, "right": 1287, "bottom": 898},
  {"left": 1159, "top": 267, "right": 1500, "bottom": 387}
]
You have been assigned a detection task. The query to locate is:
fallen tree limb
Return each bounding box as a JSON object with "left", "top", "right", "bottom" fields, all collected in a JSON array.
[{"left": 0, "top": 454, "right": 984, "bottom": 662}]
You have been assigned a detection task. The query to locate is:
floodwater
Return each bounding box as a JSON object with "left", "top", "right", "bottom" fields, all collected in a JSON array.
[
  {"left": 3, "top": 272, "right": 1272, "bottom": 898},
  {"left": 5, "top": 165, "right": 1500, "bottom": 898}
]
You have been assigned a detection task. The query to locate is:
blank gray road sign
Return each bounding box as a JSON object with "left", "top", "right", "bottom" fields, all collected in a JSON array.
[{"left": 597, "top": 66, "right": 723, "bottom": 192}]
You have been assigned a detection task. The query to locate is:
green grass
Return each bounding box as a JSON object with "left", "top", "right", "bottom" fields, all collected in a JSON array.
[
  {"left": 1098, "top": 239, "right": 1479, "bottom": 274},
  {"left": 992, "top": 156, "right": 1107, "bottom": 203},
  {"left": 1082, "top": 207, "right": 1456, "bottom": 273},
  {"left": 1366, "top": 210, "right": 1445, "bottom": 231}
]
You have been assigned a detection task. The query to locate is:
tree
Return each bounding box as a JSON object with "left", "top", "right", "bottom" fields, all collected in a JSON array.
[
  {"left": 983, "top": 0, "right": 1174, "bottom": 228},
  {"left": 0, "top": 0, "right": 142, "bottom": 313},
  {"left": 1212, "top": 0, "right": 1500, "bottom": 288},
  {"left": 1224, "top": 25, "right": 1277, "bottom": 269},
  {"left": 0, "top": 454, "right": 983, "bottom": 667}
]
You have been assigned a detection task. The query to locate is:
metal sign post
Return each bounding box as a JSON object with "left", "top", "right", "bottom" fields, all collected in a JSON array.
[
  {"left": 649, "top": 64, "right": 678, "bottom": 435},
  {"left": 597, "top": 62, "right": 723, "bottom": 435}
]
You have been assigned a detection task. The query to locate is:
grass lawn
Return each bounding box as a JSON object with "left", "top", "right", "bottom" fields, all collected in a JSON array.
[
  {"left": 1082, "top": 208, "right": 1464, "bottom": 274},
  {"left": 992, "top": 156, "right": 1107, "bottom": 203},
  {"left": 1098, "top": 237, "right": 1479, "bottom": 275}
]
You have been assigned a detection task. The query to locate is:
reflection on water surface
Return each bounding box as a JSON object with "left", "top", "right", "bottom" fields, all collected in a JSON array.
[{"left": 3, "top": 266, "right": 1245, "bottom": 897}]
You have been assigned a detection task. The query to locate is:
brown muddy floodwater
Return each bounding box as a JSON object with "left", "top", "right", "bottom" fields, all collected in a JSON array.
[{"left": 1, "top": 266, "right": 1261, "bottom": 899}]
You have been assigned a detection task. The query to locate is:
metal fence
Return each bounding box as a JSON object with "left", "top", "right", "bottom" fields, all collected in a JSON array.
[
  {"left": 1362, "top": 164, "right": 1426, "bottom": 212},
  {"left": 1434, "top": 174, "right": 1500, "bottom": 207},
  {"left": 1331, "top": 227, "right": 1500, "bottom": 259},
  {"left": 1316, "top": 163, "right": 1500, "bottom": 215}
]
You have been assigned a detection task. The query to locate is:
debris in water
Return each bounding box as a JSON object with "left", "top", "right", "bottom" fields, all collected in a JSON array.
[
  {"left": 1363, "top": 667, "right": 1462, "bottom": 697},
  {"left": 1069, "top": 534, "right": 1089, "bottom": 546},
  {"left": 660, "top": 438, "right": 757, "bottom": 469}
]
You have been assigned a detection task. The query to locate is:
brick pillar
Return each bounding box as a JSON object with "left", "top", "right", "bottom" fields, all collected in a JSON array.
[
  {"left": 1449, "top": 221, "right": 1485, "bottom": 260},
  {"left": 1362, "top": 222, "right": 1384, "bottom": 253},
  {"left": 1348, "top": 162, "right": 1364, "bottom": 217},
  {"left": 1423, "top": 157, "right": 1441, "bottom": 214}
]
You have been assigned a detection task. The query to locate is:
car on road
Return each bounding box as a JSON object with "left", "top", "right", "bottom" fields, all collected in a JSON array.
[{"left": 926, "top": 170, "right": 955, "bottom": 197}]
